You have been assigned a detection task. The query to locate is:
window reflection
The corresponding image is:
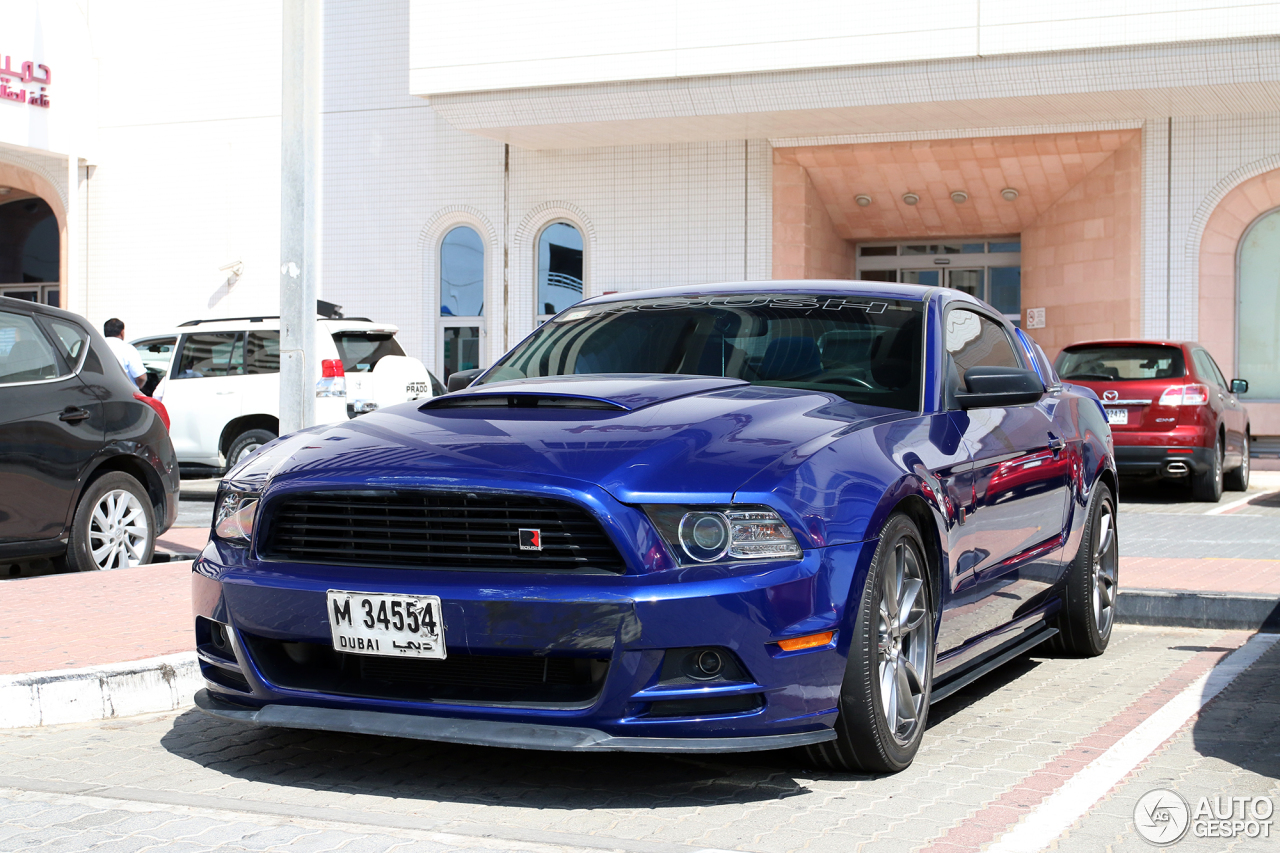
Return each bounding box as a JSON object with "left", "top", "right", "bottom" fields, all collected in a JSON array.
[
  {"left": 537, "top": 222, "right": 583, "bottom": 316},
  {"left": 440, "top": 226, "right": 484, "bottom": 317}
]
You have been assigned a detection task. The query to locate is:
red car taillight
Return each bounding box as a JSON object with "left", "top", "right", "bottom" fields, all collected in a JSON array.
[
  {"left": 1157, "top": 384, "right": 1210, "bottom": 406},
  {"left": 321, "top": 358, "right": 345, "bottom": 378},
  {"left": 134, "top": 392, "right": 171, "bottom": 430}
]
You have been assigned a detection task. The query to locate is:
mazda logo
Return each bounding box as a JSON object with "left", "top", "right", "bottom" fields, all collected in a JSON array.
[{"left": 1103, "top": 390, "right": 1119, "bottom": 401}]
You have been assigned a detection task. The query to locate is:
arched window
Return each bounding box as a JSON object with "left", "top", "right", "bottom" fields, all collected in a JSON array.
[
  {"left": 1238, "top": 207, "right": 1280, "bottom": 399},
  {"left": 438, "top": 225, "right": 485, "bottom": 380},
  {"left": 537, "top": 222, "right": 583, "bottom": 320},
  {"left": 0, "top": 197, "right": 60, "bottom": 307}
]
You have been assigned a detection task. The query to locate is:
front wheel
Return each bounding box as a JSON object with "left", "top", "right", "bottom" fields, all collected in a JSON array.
[
  {"left": 807, "top": 513, "right": 934, "bottom": 773},
  {"left": 64, "top": 472, "right": 156, "bottom": 571}
]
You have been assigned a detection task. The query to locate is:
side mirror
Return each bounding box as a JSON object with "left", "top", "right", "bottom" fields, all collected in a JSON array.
[
  {"left": 446, "top": 367, "right": 484, "bottom": 393},
  {"left": 1231, "top": 378, "right": 1248, "bottom": 394},
  {"left": 955, "top": 366, "right": 1045, "bottom": 409}
]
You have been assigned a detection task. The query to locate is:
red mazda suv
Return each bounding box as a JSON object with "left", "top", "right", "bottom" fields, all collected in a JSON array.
[{"left": 1054, "top": 340, "right": 1250, "bottom": 501}]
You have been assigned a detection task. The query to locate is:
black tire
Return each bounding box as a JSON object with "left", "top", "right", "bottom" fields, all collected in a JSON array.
[
  {"left": 806, "top": 513, "right": 934, "bottom": 773},
  {"left": 1051, "top": 482, "right": 1116, "bottom": 657},
  {"left": 227, "top": 429, "right": 277, "bottom": 469},
  {"left": 1224, "top": 433, "right": 1250, "bottom": 492},
  {"left": 1190, "top": 439, "right": 1223, "bottom": 502},
  {"left": 64, "top": 472, "right": 156, "bottom": 572}
]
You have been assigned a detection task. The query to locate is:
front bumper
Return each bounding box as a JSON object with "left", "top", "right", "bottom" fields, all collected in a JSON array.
[
  {"left": 191, "top": 538, "right": 870, "bottom": 750},
  {"left": 1114, "top": 445, "right": 1213, "bottom": 477}
]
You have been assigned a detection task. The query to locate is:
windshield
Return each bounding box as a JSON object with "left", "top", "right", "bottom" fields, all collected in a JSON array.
[
  {"left": 1056, "top": 345, "right": 1186, "bottom": 382},
  {"left": 332, "top": 332, "right": 405, "bottom": 373},
  {"left": 480, "top": 294, "right": 924, "bottom": 410}
]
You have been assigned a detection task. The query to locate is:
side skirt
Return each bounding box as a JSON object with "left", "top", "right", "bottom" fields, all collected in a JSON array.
[{"left": 930, "top": 624, "right": 1058, "bottom": 703}]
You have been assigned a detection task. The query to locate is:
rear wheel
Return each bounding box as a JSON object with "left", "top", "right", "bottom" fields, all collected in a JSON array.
[
  {"left": 1191, "top": 439, "right": 1223, "bottom": 502},
  {"left": 64, "top": 472, "right": 156, "bottom": 571},
  {"left": 1051, "top": 482, "right": 1116, "bottom": 656},
  {"left": 227, "top": 428, "right": 276, "bottom": 469},
  {"left": 1224, "top": 433, "right": 1250, "bottom": 492},
  {"left": 807, "top": 513, "right": 934, "bottom": 773}
]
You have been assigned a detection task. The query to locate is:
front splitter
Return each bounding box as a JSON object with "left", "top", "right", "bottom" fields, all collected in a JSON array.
[{"left": 195, "top": 689, "right": 835, "bottom": 753}]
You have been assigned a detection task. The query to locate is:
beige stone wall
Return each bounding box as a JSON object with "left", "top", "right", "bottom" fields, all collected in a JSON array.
[
  {"left": 1197, "top": 167, "right": 1280, "bottom": 436},
  {"left": 1022, "top": 132, "right": 1143, "bottom": 357},
  {"left": 772, "top": 152, "right": 854, "bottom": 280}
]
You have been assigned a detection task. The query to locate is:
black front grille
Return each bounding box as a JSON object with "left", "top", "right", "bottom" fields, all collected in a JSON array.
[
  {"left": 243, "top": 635, "right": 607, "bottom": 706},
  {"left": 259, "top": 490, "right": 626, "bottom": 573}
]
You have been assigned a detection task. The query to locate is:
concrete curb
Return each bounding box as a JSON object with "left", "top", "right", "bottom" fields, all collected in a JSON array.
[
  {"left": 0, "top": 653, "right": 200, "bottom": 728},
  {"left": 1117, "top": 589, "right": 1280, "bottom": 632}
]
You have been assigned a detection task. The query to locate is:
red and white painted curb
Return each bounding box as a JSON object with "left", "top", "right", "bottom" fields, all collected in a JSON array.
[{"left": 0, "top": 653, "right": 200, "bottom": 728}]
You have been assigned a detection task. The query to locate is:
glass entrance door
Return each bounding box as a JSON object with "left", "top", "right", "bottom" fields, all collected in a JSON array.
[{"left": 856, "top": 239, "right": 1021, "bottom": 324}]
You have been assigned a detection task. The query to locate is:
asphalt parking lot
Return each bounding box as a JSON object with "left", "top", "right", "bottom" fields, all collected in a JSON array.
[{"left": 1, "top": 625, "right": 1275, "bottom": 852}]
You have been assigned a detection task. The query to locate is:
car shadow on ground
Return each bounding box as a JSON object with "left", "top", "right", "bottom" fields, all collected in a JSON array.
[
  {"left": 1190, "top": 637, "right": 1280, "bottom": 776},
  {"left": 158, "top": 653, "right": 1046, "bottom": 805}
]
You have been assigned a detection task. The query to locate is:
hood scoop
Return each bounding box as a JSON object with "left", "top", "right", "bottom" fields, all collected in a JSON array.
[
  {"left": 423, "top": 394, "right": 626, "bottom": 411},
  {"left": 423, "top": 374, "right": 749, "bottom": 413}
]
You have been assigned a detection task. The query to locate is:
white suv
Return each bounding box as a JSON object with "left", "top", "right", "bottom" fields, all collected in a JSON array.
[{"left": 132, "top": 314, "right": 440, "bottom": 471}]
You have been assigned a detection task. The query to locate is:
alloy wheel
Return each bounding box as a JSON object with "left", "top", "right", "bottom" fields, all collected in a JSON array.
[
  {"left": 1091, "top": 504, "right": 1117, "bottom": 637},
  {"left": 877, "top": 540, "right": 930, "bottom": 745},
  {"left": 88, "top": 489, "right": 150, "bottom": 570}
]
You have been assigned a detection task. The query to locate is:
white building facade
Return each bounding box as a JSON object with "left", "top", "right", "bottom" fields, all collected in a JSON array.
[{"left": 5, "top": 1, "right": 1280, "bottom": 440}]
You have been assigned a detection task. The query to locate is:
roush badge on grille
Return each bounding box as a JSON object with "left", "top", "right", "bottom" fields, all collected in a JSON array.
[{"left": 518, "top": 528, "right": 542, "bottom": 551}]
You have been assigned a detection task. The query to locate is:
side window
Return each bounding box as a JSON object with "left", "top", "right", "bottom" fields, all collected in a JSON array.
[
  {"left": 46, "top": 319, "right": 90, "bottom": 370},
  {"left": 946, "top": 308, "right": 1020, "bottom": 380},
  {"left": 1203, "top": 351, "right": 1228, "bottom": 389},
  {"left": 244, "top": 331, "right": 280, "bottom": 375},
  {"left": 1191, "top": 350, "right": 1221, "bottom": 388},
  {"left": 175, "top": 332, "right": 244, "bottom": 379},
  {"left": 135, "top": 337, "right": 177, "bottom": 379},
  {"left": 0, "top": 310, "right": 62, "bottom": 384}
]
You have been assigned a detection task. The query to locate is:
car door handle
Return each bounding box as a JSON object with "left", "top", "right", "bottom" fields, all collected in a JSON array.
[{"left": 59, "top": 407, "right": 91, "bottom": 423}]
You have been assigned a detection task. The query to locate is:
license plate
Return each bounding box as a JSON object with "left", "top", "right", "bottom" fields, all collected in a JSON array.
[
  {"left": 1105, "top": 408, "right": 1128, "bottom": 425},
  {"left": 326, "top": 590, "right": 446, "bottom": 659}
]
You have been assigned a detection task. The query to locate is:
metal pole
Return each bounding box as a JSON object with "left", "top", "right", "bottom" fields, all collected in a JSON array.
[
  {"left": 65, "top": 152, "right": 78, "bottom": 315},
  {"left": 279, "top": 0, "right": 321, "bottom": 434}
]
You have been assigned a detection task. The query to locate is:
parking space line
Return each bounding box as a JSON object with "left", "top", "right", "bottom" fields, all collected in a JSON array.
[
  {"left": 983, "top": 632, "right": 1279, "bottom": 853},
  {"left": 1205, "top": 488, "right": 1280, "bottom": 515}
]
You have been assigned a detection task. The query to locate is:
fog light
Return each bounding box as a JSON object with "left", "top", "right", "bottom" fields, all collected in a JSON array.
[
  {"left": 777, "top": 631, "right": 835, "bottom": 652},
  {"left": 694, "top": 650, "right": 724, "bottom": 678}
]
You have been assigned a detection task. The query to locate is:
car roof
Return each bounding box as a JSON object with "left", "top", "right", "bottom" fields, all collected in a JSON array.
[
  {"left": 1059, "top": 339, "right": 1195, "bottom": 350},
  {"left": 131, "top": 317, "right": 399, "bottom": 338},
  {"left": 0, "top": 294, "right": 93, "bottom": 326},
  {"left": 580, "top": 279, "right": 942, "bottom": 305}
]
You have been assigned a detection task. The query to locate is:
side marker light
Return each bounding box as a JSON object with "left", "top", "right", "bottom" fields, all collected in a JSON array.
[{"left": 777, "top": 631, "right": 835, "bottom": 652}]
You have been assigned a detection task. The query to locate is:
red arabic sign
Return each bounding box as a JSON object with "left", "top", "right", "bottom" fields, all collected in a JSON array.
[{"left": 0, "top": 56, "right": 50, "bottom": 108}]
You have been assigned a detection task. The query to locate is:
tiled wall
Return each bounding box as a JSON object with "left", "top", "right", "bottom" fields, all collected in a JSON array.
[
  {"left": 1023, "top": 133, "right": 1143, "bottom": 356},
  {"left": 771, "top": 154, "right": 852, "bottom": 280}
]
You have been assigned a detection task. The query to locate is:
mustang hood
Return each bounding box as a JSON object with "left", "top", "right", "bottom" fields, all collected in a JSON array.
[{"left": 264, "top": 375, "right": 903, "bottom": 503}]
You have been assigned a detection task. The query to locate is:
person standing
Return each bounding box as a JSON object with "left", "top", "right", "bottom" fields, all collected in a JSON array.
[{"left": 102, "top": 317, "right": 147, "bottom": 390}]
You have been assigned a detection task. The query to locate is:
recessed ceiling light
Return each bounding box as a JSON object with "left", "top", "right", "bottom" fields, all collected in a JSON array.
[
  {"left": 950, "top": 191, "right": 968, "bottom": 204},
  {"left": 855, "top": 194, "right": 872, "bottom": 207},
  {"left": 902, "top": 192, "right": 919, "bottom": 206},
  {"left": 1001, "top": 187, "right": 1019, "bottom": 201}
]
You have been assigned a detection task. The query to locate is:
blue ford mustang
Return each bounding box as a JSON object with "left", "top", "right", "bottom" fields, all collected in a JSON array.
[{"left": 193, "top": 281, "right": 1117, "bottom": 772}]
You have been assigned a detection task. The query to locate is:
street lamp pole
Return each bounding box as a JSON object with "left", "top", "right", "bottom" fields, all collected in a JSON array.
[{"left": 279, "top": 0, "right": 322, "bottom": 434}]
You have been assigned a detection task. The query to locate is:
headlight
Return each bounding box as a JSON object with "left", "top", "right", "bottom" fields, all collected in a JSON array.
[
  {"left": 644, "top": 505, "right": 802, "bottom": 565},
  {"left": 214, "top": 490, "right": 260, "bottom": 543}
]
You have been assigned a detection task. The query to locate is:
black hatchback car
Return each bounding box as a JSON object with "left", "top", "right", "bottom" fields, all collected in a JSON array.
[{"left": 0, "top": 296, "right": 179, "bottom": 571}]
